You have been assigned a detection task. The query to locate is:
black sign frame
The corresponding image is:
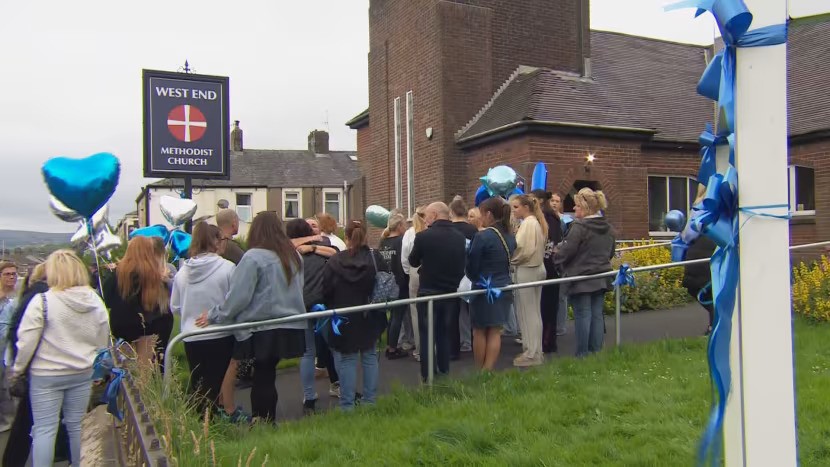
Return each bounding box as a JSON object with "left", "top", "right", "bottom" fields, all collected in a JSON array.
[{"left": 142, "top": 69, "right": 230, "bottom": 180}]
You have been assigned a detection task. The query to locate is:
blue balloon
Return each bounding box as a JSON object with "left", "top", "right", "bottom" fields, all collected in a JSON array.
[
  {"left": 474, "top": 186, "right": 490, "bottom": 207},
  {"left": 129, "top": 224, "right": 171, "bottom": 244},
  {"left": 530, "top": 162, "right": 548, "bottom": 191},
  {"left": 42, "top": 153, "right": 120, "bottom": 219},
  {"left": 169, "top": 230, "right": 191, "bottom": 260},
  {"left": 511, "top": 187, "right": 524, "bottom": 196},
  {"left": 480, "top": 165, "right": 518, "bottom": 198},
  {"left": 664, "top": 210, "right": 687, "bottom": 233}
]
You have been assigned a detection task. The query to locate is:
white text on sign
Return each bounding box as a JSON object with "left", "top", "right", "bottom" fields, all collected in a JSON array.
[{"left": 155, "top": 87, "right": 218, "bottom": 101}]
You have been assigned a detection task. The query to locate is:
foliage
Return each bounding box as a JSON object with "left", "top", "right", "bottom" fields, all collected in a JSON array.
[
  {"left": 604, "top": 241, "right": 691, "bottom": 313},
  {"left": 135, "top": 318, "right": 830, "bottom": 466},
  {"left": 792, "top": 256, "right": 830, "bottom": 322}
]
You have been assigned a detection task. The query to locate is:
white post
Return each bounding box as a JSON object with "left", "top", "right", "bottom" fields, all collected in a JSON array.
[
  {"left": 427, "top": 299, "right": 434, "bottom": 386},
  {"left": 406, "top": 91, "right": 415, "bottom": 218},
  {"left": 727, "top": 1, "right": 797, "bottom": 465},
  {"left": 614, "top": 285, "right": 621, "bottom": 346},
  {"left": 393, "top": 97, "right": 403, "bottom": 210}
]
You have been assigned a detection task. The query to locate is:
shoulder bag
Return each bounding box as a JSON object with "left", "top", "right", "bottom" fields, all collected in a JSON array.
[{"left": 9, "top": 293, "right": 48, "bottom": 398}]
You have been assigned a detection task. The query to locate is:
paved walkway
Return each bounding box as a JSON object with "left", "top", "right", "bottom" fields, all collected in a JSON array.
[{"left": 0, "top": 304, "right": 709, "bottom": 464}]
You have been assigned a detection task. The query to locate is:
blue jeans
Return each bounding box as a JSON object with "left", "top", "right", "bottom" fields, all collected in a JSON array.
[
  {"left": 332, "top": 347, "right": 378, "bottom": 410},
  {"left": 571, "top": 292, "right": 606, "bottom": 357},
  {"left": 300, "top": 325, "right": 317, "bottom": 402},
  {"left": 30, "top": 371, "right": 93, "bottom": 467}
]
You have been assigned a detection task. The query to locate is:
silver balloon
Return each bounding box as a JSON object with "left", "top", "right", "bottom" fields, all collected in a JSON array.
[
  {"left": 94, "top": 225, "right": 123, "bottom": 255},
  {"left": 49, "top": 196, "right": 83, "bottom": 223},
  {"left": 664, "top": 210, "right": 687, "bottom": 233},
  {"left": 70, "top": 222, "right": 90, "bottom": 248},
  {"left": 159, "top": 196, "right": 198, "bottom": 227},
  {"left": 484, "top": 165, "right": 519, "bottom": 198},
  {"left": 90, "top": 204, "right": 110, "bottom": 231}
]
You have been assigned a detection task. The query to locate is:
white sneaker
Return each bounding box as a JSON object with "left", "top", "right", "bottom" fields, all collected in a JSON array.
[
  {"left": 460, "top": 344, "right": 472, "bottom": 352},
  {"left": 329, "top": 382, "right": 340, "bottom": 398},
  {"left": 400, "top": 342, "right": 414, "bottom": 351},
  {"left": 413, "top": 351, "right": 421, "bottom": 362},
  {"left": 513, "top": 354, "right": 544, "bottom": 367}
]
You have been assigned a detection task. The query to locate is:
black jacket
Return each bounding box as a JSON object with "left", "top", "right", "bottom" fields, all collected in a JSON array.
[
  {"left": 7, "top": 280, "right": 49, "bottom": 360},
  {"left": 103, "top": 272, "right": 172, "bottom": 342},
  {"left": 301, "top": 244, "right": 328, "bottom": 310},
  {"left": 379, "top": 235, "right": 407, "bottom": 295},
  {"left": 542, "top": 211, "right": 564, "bottom": 278},
  {"left": 554, "top": 217, "right": 616, "bottom": 296},
  {"left": 323, "top": 246, "right": 388, "bottom": 353},
  {"left": 409, "top": 220, "right": 467, "bottom": 294},
  {"left": 682, "top": 236, "right": 716, "bottom": 293},
  {"left": 451, "top": 221, "right": 479, "bottom": 242}
]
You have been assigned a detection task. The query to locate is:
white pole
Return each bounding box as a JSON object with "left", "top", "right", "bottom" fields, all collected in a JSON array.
[
  {"left": 614, "top": 285, "right": 621, "bottom": 346},
  {"left": 727, "top": 1, "right": 797, "bottom": 465},
  {"left": 393, "top": 97, "right": 402, "bottom": 210}
]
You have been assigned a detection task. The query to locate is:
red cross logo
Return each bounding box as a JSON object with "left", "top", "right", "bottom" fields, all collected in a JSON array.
[{"left": 167, "top": 105, "right": 207, "bottom": 143}]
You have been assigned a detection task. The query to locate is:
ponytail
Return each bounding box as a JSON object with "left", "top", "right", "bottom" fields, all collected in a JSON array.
[
  {"left": 344, "top": 219, "right": 367, "bottom": 256},
  {"left": 516, "top": 194, "right": 548, "bottom": 238},
  {"left": 479, "top": 197, "right": 512, "bottom": 232}
]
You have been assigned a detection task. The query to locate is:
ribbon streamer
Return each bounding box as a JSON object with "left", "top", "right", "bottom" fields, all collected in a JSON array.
[
  {"left": 612, "top": 264, "right": 635, "bottom": 288},
  {"left": 312, "top": 305, "right": 348, "bottom": 337},
  {"left": 104, "top": 367, "right": 126, "bottom": 421},
  {"left": 476, "top": 276, "right": 503, "bottom": 304}
]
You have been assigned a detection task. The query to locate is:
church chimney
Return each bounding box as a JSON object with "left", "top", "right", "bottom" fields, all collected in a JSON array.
[
  {"left": 231, "top": 120, "right": 243, "bottom": 152},
  {"left": 308, "top": 130, "right": 330, "bottom": 155}
]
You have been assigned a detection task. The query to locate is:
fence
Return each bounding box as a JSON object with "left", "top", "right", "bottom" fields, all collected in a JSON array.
[{"left": 161, "top": 239, "right": 830, "bottom": 391}]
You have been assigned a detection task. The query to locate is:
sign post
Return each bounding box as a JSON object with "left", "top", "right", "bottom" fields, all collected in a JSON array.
[{"left": 142, "top": 69, "right": 230, "bottom": 232}]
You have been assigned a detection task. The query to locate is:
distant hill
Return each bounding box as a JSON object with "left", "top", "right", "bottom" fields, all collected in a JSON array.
[{"left": 0, "top": 230, "right": 71, "bottom": 249}]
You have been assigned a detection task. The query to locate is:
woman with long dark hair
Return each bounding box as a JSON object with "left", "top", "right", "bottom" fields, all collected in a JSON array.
[
  {"left": 103, "top": 236, "right": 174, "bottom": 367},
  {"left": 285, "top": 218, "right": 339, "bottom": 414},
  {"left": 466, "top": 198, "right": 517, "bottom": 370},
  {"left": 531, "top": 189, "right": 564, "bottom": 353},
  {"left": 323, "top": 220, "right": 388, "bottom": 410},
  {"left": 170, "top": 222, "right": 239, "bottom": 418}
]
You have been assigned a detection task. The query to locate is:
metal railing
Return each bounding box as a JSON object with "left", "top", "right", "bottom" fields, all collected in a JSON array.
[{"left": 162, "top": 240, "right": 830, "bottom": 391}]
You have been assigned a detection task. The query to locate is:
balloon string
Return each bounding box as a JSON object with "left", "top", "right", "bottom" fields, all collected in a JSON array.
[{"left": 87, "top": 220, "right": 105, "bottom": 296}]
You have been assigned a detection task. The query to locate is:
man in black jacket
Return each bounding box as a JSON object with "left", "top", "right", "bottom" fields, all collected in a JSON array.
[{"left": 409, "top": 202, "right": 467, "bottom": 382}]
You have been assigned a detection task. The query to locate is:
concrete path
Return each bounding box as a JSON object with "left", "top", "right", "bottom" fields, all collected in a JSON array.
[{"left": 0, "top": 304, "right": 709, "bottom": 464}]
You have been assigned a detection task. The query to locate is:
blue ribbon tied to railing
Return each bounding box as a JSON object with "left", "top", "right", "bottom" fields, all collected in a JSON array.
[
  {"left": 612, "top": 264, "right": 635, "bottom": 288},
  {"left": 104, "top": 368, "right": 126, "bottom": 421},
  {"left": 311, "top": 304, "right": 348, "bottom": 337},
  {"left": 476, "top": 275, "right": 503, "bottom": 304},
  {"left": 664, "top": 1, "right": 788, "bottom": 465}
]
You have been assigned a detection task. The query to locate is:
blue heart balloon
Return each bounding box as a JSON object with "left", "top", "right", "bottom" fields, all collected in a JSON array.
[
  {"left": 42, "top": 153, "right": 120, "bottom": 218},
  {"left": 169, "top": 230, "right": 191, "bottom": 260},
  {"left": 129, "top": 224, "right": 171, "bottom": 244}
]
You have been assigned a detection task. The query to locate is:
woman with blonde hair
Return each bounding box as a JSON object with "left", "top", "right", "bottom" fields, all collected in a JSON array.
[
  {"left": 554, "top": 188, "right": 616, "bottom": 357},
  {"left": 103, "top": 236, "right": 173, "bottom": 367},
  {"left": 379, "top": 213, "right": 410, "bottom": 359},
  {"left": 509, "top": 194, "right": 548, "bottom": 367},
  {"left": 12, "top": 250, "right": 109, "bottom": 466},
  {"left": 401, "top": 205, "right": 428, "bottom": 360}
]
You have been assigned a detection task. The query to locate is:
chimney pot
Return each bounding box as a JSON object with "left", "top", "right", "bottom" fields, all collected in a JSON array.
[
  {"left": 231, "top": 121, "right": 243, "bottom": 152},
  {"left": 308, "top": 130, "right": 330, "bottom": 155}
]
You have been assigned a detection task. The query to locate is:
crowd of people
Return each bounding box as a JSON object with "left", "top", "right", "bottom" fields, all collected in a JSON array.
[{"left": 0, "top": 189, "right": 631, "bottom": 464}]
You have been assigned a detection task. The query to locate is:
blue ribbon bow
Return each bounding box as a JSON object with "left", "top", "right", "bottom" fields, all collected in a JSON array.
[
  {"left": 476, "top": 276, "right": 503, "bottom": 304},
  {"left": 312, "top": 305, "right": 348, "bottom": 337},
  {"left": 612, "top": 264, "right": 635, "bottom": 288},
  {"left": 104, "top": 367, "right": 126, "bottom": 421}
]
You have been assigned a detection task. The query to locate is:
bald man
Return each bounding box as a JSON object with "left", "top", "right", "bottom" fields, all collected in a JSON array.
[
  {"left": 216, "top": 209, "right": 245, "bottom": 265},
  {"left": 408, "top": 202, "right": 467, "bottom": 382}
]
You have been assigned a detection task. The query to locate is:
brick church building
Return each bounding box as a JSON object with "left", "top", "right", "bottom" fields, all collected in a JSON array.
[{"left": 346, "top": 0, "right": 830, "bottom": 245}]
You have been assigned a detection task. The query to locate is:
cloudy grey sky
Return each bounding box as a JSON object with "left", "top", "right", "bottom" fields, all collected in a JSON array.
[{"left": 1, "top": 0, "right": 826, "bottom": 233}]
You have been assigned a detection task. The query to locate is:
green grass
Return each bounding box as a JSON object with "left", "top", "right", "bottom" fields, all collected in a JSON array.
[{"left": 145, "top": 318, "right": 830, "bottom": 466}]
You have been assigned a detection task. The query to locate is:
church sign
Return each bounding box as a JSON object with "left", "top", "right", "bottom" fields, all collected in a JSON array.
[{"left": 142, "top": 69, "right": 230, "bottom": 179}]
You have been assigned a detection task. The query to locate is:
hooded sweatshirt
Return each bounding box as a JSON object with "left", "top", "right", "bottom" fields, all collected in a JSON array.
[
  {"left": 171, "top": 254, "right": 235, "bottom": 342},
  {"left": 323, "top": 246, "right": 388, "bottom": 353},
  {"left": 13, "top": 286, "right": 110, "bottom": 377},
  {"left": 554, "top": 216, "right": 617, "bottom": 296}
]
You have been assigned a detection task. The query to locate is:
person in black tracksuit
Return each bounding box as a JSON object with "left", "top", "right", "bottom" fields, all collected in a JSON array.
[
  {"left": 408, "top": 202, "right": 467, "bottom": 382},
  {"left": 379, "top": 213, "right": 410, "bottom": 360},
  {"left": 682, "top": 235, "right": 717, "bottom": 334},
  {"left": 532, "top": 190, "right": 564, "bottom": 354},
  {"left": 448, "top": 199, "right": 478, "bottom": 360}
]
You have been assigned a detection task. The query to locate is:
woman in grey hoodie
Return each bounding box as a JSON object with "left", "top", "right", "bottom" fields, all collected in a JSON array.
[
  {"left": 196, "top": 212, "right": 306, "bottom": 423},
  {"left": 170, "top": 223, "right": 239, "bottom": 419}
]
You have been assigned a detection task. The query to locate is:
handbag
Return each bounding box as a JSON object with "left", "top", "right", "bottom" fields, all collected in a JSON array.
[
  {"left": 369, "top": 249, "right": 400, "bottom": 304},
  {"left": 9, "top": 293, "right": 47, "bottom": 398}
]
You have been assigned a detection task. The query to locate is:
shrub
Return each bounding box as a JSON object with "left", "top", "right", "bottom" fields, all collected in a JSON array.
[
  {"left": 604, "top": 241, "right": 691, "bottom": 313},
  {"left": 792, "top": 256, "right": 830, "bottom": 322}
]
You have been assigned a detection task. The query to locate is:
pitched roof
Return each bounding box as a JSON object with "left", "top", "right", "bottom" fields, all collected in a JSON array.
[
  {"left": 459, "top": 19, "right": 830, "bottom": 144},
  {"left": 148, "top": 149, "right": 361, "bottom": 189},
  {"left": 346, "top": 109, "right": 369, "bottom": 129}
]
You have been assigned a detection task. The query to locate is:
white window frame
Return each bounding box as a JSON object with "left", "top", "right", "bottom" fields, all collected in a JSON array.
[
  {"left": 322, "top": 188, "right": 345, "bottom": 225},
  {"left": 282, "top": 188, "right": 302, "bottom": 220},
  {"left": 648, "top": 175, "right": 697, "bottom": 237},
  {"left": 788, "top": 165, "right": 816, "bottom": 217},
  {"left": 235, "top": 192, "right": 253, "bottom": 223}
]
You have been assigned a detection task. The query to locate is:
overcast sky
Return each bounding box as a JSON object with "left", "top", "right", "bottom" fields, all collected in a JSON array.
[{"left": 1, "top": 0, "right": 827, "bottom": 233}]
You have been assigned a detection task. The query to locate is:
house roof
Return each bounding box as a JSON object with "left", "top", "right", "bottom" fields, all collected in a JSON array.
[
  {"left": 148, "top": 149, "right": 361, "bottom": 189},
  {"left": 346, "top": 109, "right": 369, "bottom": 129},
  {"left": 458, "top": 31, "right": 713, "bottom": 144}
]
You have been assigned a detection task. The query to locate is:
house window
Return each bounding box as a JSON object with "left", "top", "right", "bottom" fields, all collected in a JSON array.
[
  {"left": 283, "top": 189, "right": 301, "bottom": 219},
  {"left": 235, "top": 193, "right": 252, "bottom": 222},
  {"left": 648, "top": 176, "right": 698, "bottom": 233},
  {"left": 323, "top": 189, "right": 343, "bottom": 224},
  {"left": 789, "top": 166, "right": 815, "bottom": 215}
]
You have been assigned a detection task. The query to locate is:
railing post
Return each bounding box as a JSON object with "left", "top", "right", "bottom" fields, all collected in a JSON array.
[
  {"left": 427, "top": 299, "right": 434, "bottom": 387},
  {"left": 614, "top": 285, "right": 621, "bottom": 347}
]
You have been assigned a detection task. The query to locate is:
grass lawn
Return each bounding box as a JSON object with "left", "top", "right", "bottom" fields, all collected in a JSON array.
[{"left": 148, "top": 318, "right": 830, "bottom": 466}]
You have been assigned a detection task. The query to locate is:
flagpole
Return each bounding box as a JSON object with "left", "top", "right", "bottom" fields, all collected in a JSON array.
[{"left": 726, "top": 1, "right": 796, "bottom": 465}]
